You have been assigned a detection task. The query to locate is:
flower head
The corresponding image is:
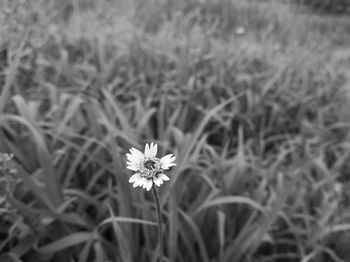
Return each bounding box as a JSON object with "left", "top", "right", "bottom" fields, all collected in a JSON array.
[{"left": 126, "top": 143, "right": 176, "bottom": 191}]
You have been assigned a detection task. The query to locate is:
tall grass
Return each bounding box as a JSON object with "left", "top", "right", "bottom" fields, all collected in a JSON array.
[{"left": 1, "top": 0, "right": 350, "bottom": 261}]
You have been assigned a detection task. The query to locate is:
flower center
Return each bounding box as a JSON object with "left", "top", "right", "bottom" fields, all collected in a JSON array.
[
  {"left": 144, "top": 160, "right": 156, "bottom": 170},
  {"left": 140, "top": 158, "right": 162, "bottom": 179}
]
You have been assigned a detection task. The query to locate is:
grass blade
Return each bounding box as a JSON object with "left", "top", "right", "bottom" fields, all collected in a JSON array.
[
  {"left": 194, "top": 195, "right": 265, "bottom": 215},
  {"left": 37, "top": 232, "right": 93, "bottom": 254}
]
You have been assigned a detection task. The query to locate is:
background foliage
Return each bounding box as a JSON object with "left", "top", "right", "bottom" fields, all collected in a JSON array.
[
  {"left": 296, "top": 0, "right": 350, "bottom": 15},
  {"left": 1, "top": 0, "right": 350, "bottom": 261}
]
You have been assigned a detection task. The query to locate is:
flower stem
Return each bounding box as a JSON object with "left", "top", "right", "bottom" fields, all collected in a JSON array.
[{"left": 151, "top": 186, "right": 163, "bottom": 262}]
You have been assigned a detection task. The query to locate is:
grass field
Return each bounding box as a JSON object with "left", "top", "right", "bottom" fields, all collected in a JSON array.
[{"left": 1, "top": 0, "right": 350, "bottom": 261}]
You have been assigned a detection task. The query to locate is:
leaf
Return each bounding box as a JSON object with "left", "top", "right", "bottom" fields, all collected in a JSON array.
[
  {"left": 102, "top": 89, "right": 137, "bottom": 141},
  {"left": 10, "top": 234, "right": 36, "bottom": 258},
  {"left": 171, "top": 93, "right": 244, "bottom": 187},
  {"left": 0, "top": 253, "right": 23, "bottom": 262},
  {"left": 3, "top": 113, "right": 63, "bottom": 207},
  {"left": 194, "top": 196, "right": 265, "bottom": 215},
  {"left": 37, "top": 232, "right": 93, "bottom": 254},
  {"left": 169, "top": 188, "right": 179, "bottom": 262},
  {"left": 325, "top": 224, "right": 350, "bottom": 234},
  {"left": 98, "top": 216, "right": 157, "bottom": 227},
  {"left": 0, "top": 31, "right": 28, "bottom": 114},
  {"left": 56, "top": 96, "right": 84, "bottom": 135},
  {"left": 178, "top": 209, "right": 210, "bottom": 262},
  {"left": 217, "top": 211, "right": 226, "bottom": 259},
  {"left": 78, "top": 239, "right": 94, "bottom": 262},
  {"left": 93, "top": 241, "right": 106, "bottom": 262},
  {"left": 107, "top": 204, "right": 132, "bottom": 262}
]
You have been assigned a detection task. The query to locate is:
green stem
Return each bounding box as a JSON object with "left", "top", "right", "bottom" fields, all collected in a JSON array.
[{"left": 152, "top": 186, "right": 163, "bottom": 262}]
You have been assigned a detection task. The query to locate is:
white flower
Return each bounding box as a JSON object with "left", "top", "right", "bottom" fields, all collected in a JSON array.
[{"left": 126, "top": 143, "right": 176, "bottom": 191}]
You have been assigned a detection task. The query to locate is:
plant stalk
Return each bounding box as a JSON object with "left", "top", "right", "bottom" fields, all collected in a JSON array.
[{"left": 151, "top": 186, "right": 163, "bottom": 262}]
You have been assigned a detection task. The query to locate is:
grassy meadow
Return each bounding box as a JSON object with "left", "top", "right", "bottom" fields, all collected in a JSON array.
[{"left": 1, "top": 0, "right": 350, "bottom": 261}]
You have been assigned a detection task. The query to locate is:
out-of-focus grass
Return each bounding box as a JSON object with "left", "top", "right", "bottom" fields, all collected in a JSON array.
[{"left": 1, "top": 0, "right": 350, "bottom": 261}]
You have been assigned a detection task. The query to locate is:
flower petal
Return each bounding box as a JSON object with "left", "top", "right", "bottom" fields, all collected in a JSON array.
[
  {"left": 159, "top": 173, "right": 170, "bottom": 181},
  {"left": 127, "top": 148, "right": 144, "bottom": 161},
  {"left": 129, "top": 173, "right": 141, "bottom": 183},
  {"left": 126, "top": 147, "right": 144, "bottom": 171},
  {"left": 126, "top": 165, "right": 139, "bottom": 171},
  {"left": 127, "top": 161, "right": 141, "bottom": 169},
  {"left": 146, "top": 180, "right": 153, "bottom": 191},
  {"left": 160, "top": 154, "right": 176, "bottom": 170},
  {"left": 150, "top": 143, "right": 158, "bottom": 157},
  {"left": 153, "top": 177, "right": 163, "bottom": 186},
  {"left": 144, "top": 143, "right": 150, "bottom": 157},
  {"left": 134, "top": 177, "right": 146, "bottom": 187},
  {"left": 141, "top": 179, "right": 148, "bottom": 189},
  {"left": 127, "top": 161, "right": 140, "bottom": 170},
  {"left": 144, "top": 143, "right": 158, "bottom": 158}
]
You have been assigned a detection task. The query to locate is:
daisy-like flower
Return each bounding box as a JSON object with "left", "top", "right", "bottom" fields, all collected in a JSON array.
[{"left": 126, "top": 143, "right": 176, "bottom": 191}]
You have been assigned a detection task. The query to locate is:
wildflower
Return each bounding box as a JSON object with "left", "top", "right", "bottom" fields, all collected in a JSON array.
[{"left": 126, "top": 143, "right": 176, "bottom": 191}]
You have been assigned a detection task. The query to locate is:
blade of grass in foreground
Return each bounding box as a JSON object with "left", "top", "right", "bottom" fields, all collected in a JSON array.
[
  {"left": 106, "top": 204, "right": 132, "bottom": 262},
  {"left": 171, "top": 92, "right": 245, "bottom": 187},
  {"left": 223, "top": 175, "right": 292, "bottom": 261},
  {"left": 169, "top": 188, "right": 179, "bottom": 262},
  {"left": 98, "top": 216, "right": 157, "bottom": 227},
  {"left": 102, "top": 89, "right": 138, "bottom": 141},
  {"left": 178, "top": 208, "right": 210, "bottom": 262},
  {"left": 217, "top": 211, "right": 226, "bottom": 260},
  {"left": 5, "top": 163, "right": 54, "bottom": 210},
  {"left": 3, "top": 114, "right": 63, "bottom": 206},
  {"left": 78, "top": 238, "right": 94, "bottom": 262},
  {"left": 194, "top": 195, "right": 265, "bottom": 215},
  {"left": 0, "top": 31, "right": 28, "bottom": 114},
  {"left": 37, "top": 232, "right": 93, "bottom": 254}
]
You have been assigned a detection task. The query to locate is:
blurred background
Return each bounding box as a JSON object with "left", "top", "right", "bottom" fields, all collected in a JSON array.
[{"left": 1, "top": 0, "right": 350, "bottom": 261}]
